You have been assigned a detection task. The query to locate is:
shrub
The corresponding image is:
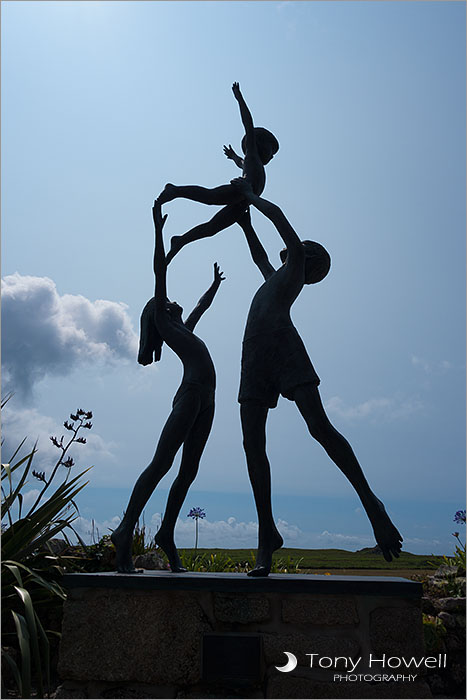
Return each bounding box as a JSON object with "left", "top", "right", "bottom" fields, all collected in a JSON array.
[
  {"left": 422, "top": 614, "right": 447, "bottom": 653},
  {"left": 1, "top": 406, "right": 92, "bottom": 698}
]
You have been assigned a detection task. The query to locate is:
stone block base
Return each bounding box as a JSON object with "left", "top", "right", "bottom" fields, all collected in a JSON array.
[{"left": 57, "top": 571, "right": 432, "bottom": 699}]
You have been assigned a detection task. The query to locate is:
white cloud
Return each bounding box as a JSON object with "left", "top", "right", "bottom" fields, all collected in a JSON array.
[
  {"left": 174, "top": 514, "right": 259, "bottom": 548},
  {"left": 69, "top": 512, "right": 301, "bottom": 548},
  {"left": 411, "top": 355, "right": 455, "bottom": 375},
  {"left": 317, "top": 530, "right": 374, "bottom": 547},
  {"left": 325, "top": 394, "right": 423, "bottom": 422},
  {"left": 1, "top": 404, "right": 117, "bottom": 479},
  {"left": 73, "top": 515, "right": 123, "bottom": 543},
  {"left": 68, "top": 511, "right": 376, "bottom": 551},
  {"left": 1, "top": 273, "right": 138, "bottom": 399}
]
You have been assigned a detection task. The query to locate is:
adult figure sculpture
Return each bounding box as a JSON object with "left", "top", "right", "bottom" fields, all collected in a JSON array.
[
  {"left": 111, "top": 201, "right": 224, "bottom": 573},
  {"left": 231, "top": 178, "right": 403, "bottom": 577}
]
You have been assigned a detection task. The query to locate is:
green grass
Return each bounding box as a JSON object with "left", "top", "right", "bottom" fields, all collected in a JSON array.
[{"left": 178, "top": 547, "right": 435, "bottom": 570}]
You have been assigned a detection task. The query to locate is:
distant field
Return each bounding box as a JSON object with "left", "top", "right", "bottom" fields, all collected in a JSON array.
[{"left": 179, "top": 547, "right": 437, "bottom": 570}]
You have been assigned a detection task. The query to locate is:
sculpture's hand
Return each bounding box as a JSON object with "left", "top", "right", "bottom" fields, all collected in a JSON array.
[
  {"left": 152, "top": 199, "right": 168, "bottom": 229},
  {"left": 232, "top": 81, "right": 242, "bottom": 101},
  {"left": 223, "top": 144, "right": 236, "bottom": 160},
  {"left": 213, "top": 262, "right": 226, "bottom": 285},
  {"left": 230, "top": 176, "right": 254, "bottom": 198},
  {"left": 237, "top": 206, "right": 252, "bottom": 228}
]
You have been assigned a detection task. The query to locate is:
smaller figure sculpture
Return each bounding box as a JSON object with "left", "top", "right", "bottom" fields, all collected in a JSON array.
[
  {"left": 231, "top": 177, "right": 403, "bottom": 577},
  {"left": 158, "top": 82, "right": 279, "bottom": 263},
  {"left": 111, "top": 201, "right": 224, "bottom": 573}
]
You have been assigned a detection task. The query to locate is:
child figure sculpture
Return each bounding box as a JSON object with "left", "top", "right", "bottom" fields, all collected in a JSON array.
[
  {"left": 230, "top": 177, "right": 403, "bottom": 577},
  {"left": 158, "top": 82, "right": 279, "bottom": 263},
  {"left": 111, "top": 201, "right": 224, "bottom": 573}
]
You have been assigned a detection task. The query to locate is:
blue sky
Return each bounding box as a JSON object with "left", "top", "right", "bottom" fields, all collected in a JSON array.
[{"left": 2, "top": 1, "right": 465, "bottom": 555}]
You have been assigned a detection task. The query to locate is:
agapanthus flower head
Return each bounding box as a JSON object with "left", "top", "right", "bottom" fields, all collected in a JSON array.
[
  {"left": 453, "top": 510, "right": 466, "bottom": 525},
  {"left": 187, "top": 507, "right": 206, "bottom": 520}
]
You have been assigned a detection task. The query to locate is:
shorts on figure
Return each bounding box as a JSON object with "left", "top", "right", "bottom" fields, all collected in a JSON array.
[{"left": 238, "top": 326, "right": 320, "bottom": 408}]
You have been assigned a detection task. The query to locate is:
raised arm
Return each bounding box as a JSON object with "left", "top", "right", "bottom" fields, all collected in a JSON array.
[
  {"left": 184, "top": 263, "right": 225, "bottom": 332},
  {"left": 231, "top": 178, "right": 303, "bottom": 262},
  {"left": 223, "top": 144, "right": 244, "bottom": 170},
  {"left": 232, "top": 82, "right": 255, "bottom": 151},
  {"left": 237, "top": 207, "right": 275, "bottom": 281},
  {"left": 152, "top": 200, "right": 169, "bottom": 319}
]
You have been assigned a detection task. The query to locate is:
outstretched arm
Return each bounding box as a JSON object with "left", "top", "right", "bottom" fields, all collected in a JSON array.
[
  {"left": 231, "top": 178, "right": 303, "bottom": 262},
  {"left": 237, "top": 207, "right": 275, "bottom": 281},
  {"left": 152, "top": 200, "right": 170, "bottom": 323},
  {"left": 223, "top": 144, "right": 244, "bottom": 170},
  {"left": 184, "top": 263, "right": 225, "bottom": 332},
  {"left": 232, "top": 82, "right": 255, "bottom": 152}
]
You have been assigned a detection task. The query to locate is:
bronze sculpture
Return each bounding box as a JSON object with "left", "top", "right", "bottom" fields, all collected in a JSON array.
[
  {"left": 230, "top": 177, "right": 403, "bottom": 576},
  {"left": 117, "top": 82, "right": 402, "bottom": 578},
  {"left": 158, "top": 83, "right": 278, "bottom": 263},
  {"left": 111, "top": 201, "right": 224, "bottom": 573}
]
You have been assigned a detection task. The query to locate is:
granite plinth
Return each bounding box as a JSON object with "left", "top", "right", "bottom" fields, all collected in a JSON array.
[{"left": 57, "top": 571, "right": 430, "bottom": 699}]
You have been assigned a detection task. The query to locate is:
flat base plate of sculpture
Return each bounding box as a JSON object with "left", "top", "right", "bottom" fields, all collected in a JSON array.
[{"left": 63, "top": 568, "right": 420, "bottom": 595}]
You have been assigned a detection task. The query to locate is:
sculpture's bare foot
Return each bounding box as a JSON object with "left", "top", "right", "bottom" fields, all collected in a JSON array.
[
  {"left": 158, "top": 183, "right": 177, "bottom": 205},
  {"left": 111, "top": 525, "right": 142, "bottom": 574},
  {"left": 165, "top": 235, "right": 184, "bottom": 265},
  {"left": 154, "top": 529, "right": 187, "bottom": 573},
  {"left": 367, "top": 497, "right": 403, "bottom": 562},
  {"left": 247, "top": 530, "right": 284, "bottom": 577}
]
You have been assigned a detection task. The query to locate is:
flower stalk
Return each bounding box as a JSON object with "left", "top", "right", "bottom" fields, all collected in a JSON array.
[{"left": 187, "top": 507, "right": 206, "bottom": 555}]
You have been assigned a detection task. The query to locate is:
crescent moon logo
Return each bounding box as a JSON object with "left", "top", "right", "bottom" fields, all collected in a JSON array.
[{"left": 275, "top": 651, "right": 298, "bottom": 673}]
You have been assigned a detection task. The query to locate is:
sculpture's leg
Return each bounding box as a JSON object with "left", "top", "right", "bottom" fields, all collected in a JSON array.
[
  {"left": 240, "top": 402, "right": 284, "bottom": 577},
  {"left": 155, "top": 401, "right": 215, "bottom": 572},
  {"left": 111, "top": 390, "right": 201, "bottom": 573},
  {"left": 158, "top": 183, "right": 241, "bottom": 206},
  {"left": 292, "top": 384, "right": 403, "bottom": 561},
  {"left": 166, "top": 202, "right": 246, "bottom": 264}
]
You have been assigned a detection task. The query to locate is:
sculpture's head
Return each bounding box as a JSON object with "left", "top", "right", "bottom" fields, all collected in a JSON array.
[
  {"left": 280, "top": 241, "right": 331, "bottom": 285},
  {"left": 138, "top": 297, "right": 163, "bottom": 365},
  {"left": 241, "top": 127, "right": 279, "bottom": 165},
  {"left": 166, "top": 300, "right": 183, "bottom": 322},
  {"left": 137, "top": 298, "right": 185, "bottom": 366}
]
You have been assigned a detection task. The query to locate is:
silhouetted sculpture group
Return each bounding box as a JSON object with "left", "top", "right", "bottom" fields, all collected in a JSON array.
[{"left": 112, "top": 83, "right": 403, "bottom": 577}]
